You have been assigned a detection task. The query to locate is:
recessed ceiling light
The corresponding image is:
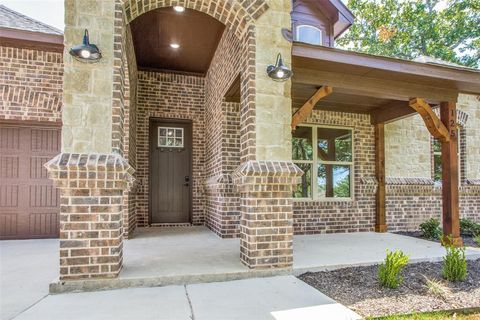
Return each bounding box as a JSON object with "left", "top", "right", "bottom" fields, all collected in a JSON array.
[
  {"left": 173, "top": 6, "right": 185, "bottom": 12},
  {"left": 170, "top": 43, "right": 180, "bottom": 49}
]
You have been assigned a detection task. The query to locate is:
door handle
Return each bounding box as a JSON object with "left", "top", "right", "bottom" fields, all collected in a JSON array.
[{"left": 184, "top": 176, "right": 190, "bottom": 187}]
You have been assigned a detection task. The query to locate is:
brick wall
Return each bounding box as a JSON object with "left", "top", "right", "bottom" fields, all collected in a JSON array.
[
  {"left": 204, "top": 29, "right": 243, "bottom": 237},
  {"left": 292, "top": 110, "right": 377, "bottom": 234},
  {"left": 135, "top": 71, "right": 205, "bottom": 226},
  {"left": 46, "top": 153, "right": 133, "bottom": 280},
  {"left": 122, "top": 24, "right": 138, "bottom": 238},
  {"left": 386, "top": 182, "right": 480, "bottom": 231},
  {"left": 0, "top": 45, "right": 63, "bottom": 122}
]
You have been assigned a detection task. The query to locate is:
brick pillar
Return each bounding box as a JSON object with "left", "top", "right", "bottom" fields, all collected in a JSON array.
[
  {"left": 45, "top": 153, "right": 134, "bottom": 280},
  {"left": 232, "top": 161, "right": 302, "bottom": 269}
]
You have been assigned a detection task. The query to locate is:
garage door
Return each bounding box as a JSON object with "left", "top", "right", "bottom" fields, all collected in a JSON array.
[{"left": 0, "top": 123, "right": 61, "bottom": 239}]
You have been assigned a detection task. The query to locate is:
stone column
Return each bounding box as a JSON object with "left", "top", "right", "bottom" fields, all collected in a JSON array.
[
  {"left": 255, "top": 0, "right": 293, "bottom": 161},
  {"left": 46, "top": 153, "right": 133, "bottom": 280},
  {"left": 51, "top": 1, "right": 132, "bottom": 280},
  {"left": 233, "top": 161, "right": 302, "bottom": 269}
]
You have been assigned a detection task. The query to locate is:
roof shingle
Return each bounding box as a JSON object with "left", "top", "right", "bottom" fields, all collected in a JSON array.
[{"left": 0, "top": 4, "right": 62, "bottom": 35}]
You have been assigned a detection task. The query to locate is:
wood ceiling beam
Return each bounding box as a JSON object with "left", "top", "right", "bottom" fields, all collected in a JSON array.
[
  {"left": 293, "top": 68, "right": 459, "bottom": 102},
  {"left": 291, "top": 86, "right": 333, "bottom": 131},
  {"left": 409, "top": 98, "right": 450, "bottom": 142},
  {"left": 370, "top": 101, "right": 417, "bottom": 124}
]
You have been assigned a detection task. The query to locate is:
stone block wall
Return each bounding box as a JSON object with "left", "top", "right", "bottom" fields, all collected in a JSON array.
[
  {"left": 135, "top": 71, "right": 206, "bottom": 226},
  {"left": 0, "top": 46, "right": 63, "bottom": 122},
  {"left": 292, "top": 110, "right": 377, "bottom": 234}
]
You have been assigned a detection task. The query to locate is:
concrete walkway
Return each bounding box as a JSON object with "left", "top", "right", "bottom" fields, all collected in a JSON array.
[
  {"left": 0, "top": 239, "right": 58, "bottom": 320},
  {"left": 10, "top": 276, "right": 361, "bottom": 320},
  {"left": 2, "top": 229, "right": 480, "bottom": 319}
]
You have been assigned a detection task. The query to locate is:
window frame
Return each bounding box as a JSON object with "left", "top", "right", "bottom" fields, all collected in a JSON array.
[
  {"left": 293, "top": 124, "right": 355, "bottom": 201},
  {"left": 432, "top": 127, "right": 461, "bottom": 184},
  {"left": 296, "top": 24, "right": 323, "bottom": 46},
  {"left": 158, "top": 126, "right": 184, "bottom": 148}
]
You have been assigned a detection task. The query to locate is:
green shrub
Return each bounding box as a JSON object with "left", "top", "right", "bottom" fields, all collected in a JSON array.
[
  {"left": 442, "top": 238, "right": 467, "bottom": 282},
  {"left": 419, "top": 218, "right": 442, "bottom": 240},
  {"left": 475, "top": 235, "right": 480, "bottom": 247},
  {"left": 460, "top": 218, "right": 480, "bottom": 236},
  {"left": 378, "top": 250, "right": 410, "bottom": 289}
]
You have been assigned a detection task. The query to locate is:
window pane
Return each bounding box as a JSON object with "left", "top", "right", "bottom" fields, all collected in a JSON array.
[
  {"left": 297, "top": 25, "right": 322, "bottom": 45},
  {"left": 318, "top": 164, "right": 351, "bottom": 198},
  {"left": 293, "top": 163, "right": 312, "bottom": 198},
  {"left": 292, "top": 127, "right": 313, "bottom": 160},
  {"left": 434, "top": 154, "right": 442, "bottom": 181},
  {"left": 433, "top": 138, "right": 441, "bottom": 153},
  {"left": 317, "top": 128, "right": 352, "bottom": 162}
]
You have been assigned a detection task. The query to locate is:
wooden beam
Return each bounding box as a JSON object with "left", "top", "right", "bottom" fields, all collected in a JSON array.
[
  {"left": 291, "top": 86, "right": 333, "bottom": 131},
  {"left": 375, "top": 123, "right": 387, "bottom": 232},
  {"left": 293, "top": 67, "right": 459, "bottom": 102},
  {"left": 371, "top": 100, "right": 417, "bottom": 124},
  {"left": 409, "top": 98, "right": 450, "bottom": 142},
  {"left": 440, "top": 101, "right": 462, "bottom": 246}
]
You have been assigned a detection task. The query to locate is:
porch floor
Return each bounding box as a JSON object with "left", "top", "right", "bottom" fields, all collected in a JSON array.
[{"left": 50, "top": 226, "right": 480, "bottom": 293}]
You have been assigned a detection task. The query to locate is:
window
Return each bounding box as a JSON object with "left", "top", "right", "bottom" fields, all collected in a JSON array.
[
  {"left": 296, "top": 25, "right": 322, "bottom": 45},
  {"left": 433, "top": 129, "right": 460, "bottom": 182},
  {"left": 292, "top": 125, "right": 353, "bottom": 200},
  {"left": 158, "top": 127, "right": 184, "bottom": 148}
]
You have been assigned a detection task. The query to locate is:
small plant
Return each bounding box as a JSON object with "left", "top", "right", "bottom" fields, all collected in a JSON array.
[
  {"left": 419, "top": 218, "right": 442, "bottom": 240},
  {"left": 423, "top": 275, "right": 449, "bottom": 300},
  {"left": 442, "top": 237, "right": 467, "bottom": 282},
  {"left": 475, "top": 234, "right": 480, "bottom": 247},
  {"left": 378, "top": 249, "right": 410, "bottom": 289},
  {"left": 460, "top": 218, "right": 480, "bottom": 237}
]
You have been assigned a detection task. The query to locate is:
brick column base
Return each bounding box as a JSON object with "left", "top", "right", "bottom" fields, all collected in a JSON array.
[
  {"left": 45, "top": 153, "right": 134, "bottom": 280},
  {"left": 232, "top": 161, "right": 303, "bottom": 269}
]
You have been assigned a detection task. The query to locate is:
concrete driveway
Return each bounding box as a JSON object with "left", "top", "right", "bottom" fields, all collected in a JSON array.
[{"left": 0, "top": 239, "right": 58, "bottom": 320}]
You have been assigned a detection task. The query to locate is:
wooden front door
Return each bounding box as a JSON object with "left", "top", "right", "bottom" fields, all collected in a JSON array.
[{"left": 149, "top": 119, "right": 192, "bottom": 224}]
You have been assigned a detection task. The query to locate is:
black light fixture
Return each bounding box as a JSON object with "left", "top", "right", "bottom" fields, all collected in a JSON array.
[
  {"left": 266, "top": 53, "right": 293, "bottom": 82},
  {"left": 69, "top": 29, "right": 102, "bottom": 63}
]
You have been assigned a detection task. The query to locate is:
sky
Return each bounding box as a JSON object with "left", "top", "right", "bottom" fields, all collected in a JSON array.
[
  {"left": 0, "top": 0, "right": 449, "bottom": 34},
  {"left": 0, "top": 0, "right": 64, "bottom": 31}
]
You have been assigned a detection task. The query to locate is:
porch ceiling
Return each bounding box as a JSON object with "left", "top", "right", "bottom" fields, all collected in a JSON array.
[{"left": 292, "top": 43, "right": 480, "bottom": 124}]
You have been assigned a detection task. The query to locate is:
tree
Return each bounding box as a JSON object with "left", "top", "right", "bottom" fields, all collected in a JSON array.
[{"left": 337, "top": 0, "right": 480, "bottom": 68}]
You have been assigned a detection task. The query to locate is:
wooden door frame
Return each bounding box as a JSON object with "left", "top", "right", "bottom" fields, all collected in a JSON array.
[{"left": 148, "top": 117, "right": 193, "bottom": 225}]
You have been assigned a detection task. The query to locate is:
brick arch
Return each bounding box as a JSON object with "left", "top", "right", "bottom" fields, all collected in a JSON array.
[{"left": 121, "top": 0, "right": 269, "bottom": 37}]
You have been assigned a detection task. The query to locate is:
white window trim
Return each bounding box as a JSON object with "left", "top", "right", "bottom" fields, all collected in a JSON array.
[
  {"left": 293, "top": 124, "right": 355, "bottom": 201},
  {"left": 296, "top": 24, "right": 323, "bottom": 45}
]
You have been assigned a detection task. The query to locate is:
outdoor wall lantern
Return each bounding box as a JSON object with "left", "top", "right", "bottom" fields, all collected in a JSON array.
[
  {"left": 266, "top": 53, "right": 293, "bottom": 82},
  {"left": 69, "top": 29, "right": 102, "bottom": 63}
]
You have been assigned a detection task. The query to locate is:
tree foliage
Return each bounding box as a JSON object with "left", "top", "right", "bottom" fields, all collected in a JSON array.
[{"left": 337, "top": 0, "right": 480, "bottom": 68}]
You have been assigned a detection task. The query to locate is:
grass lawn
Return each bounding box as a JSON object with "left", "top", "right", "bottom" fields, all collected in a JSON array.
[{"left": 372, "top": 311, "right": 480, "bottom": 319}]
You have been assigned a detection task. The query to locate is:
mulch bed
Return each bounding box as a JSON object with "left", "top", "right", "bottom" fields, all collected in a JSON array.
[
  {"left": 396, "top": 231, "right": 479, "bottom": 248},
  {"left": 298, "top": 259, "right": 480, "bottom": 318}
]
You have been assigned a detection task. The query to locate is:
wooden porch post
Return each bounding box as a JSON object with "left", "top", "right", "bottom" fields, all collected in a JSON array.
[
  {"left": 375, "top": 123, "right": 387, "bottom": 232},
  {"left": 440, "top": 102, "right": 462, "bottom": 246}
]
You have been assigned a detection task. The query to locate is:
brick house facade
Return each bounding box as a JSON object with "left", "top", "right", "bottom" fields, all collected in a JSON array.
[
  {"left": 1, "top": 1, "right": 479, "bottom": 281},
  {"left": 0, "top": 5, "right": 64, "bottom": 239}
]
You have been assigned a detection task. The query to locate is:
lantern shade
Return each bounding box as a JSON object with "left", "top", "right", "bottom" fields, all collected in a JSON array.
[
  {"left": 266, "top": 53, "right": 293, "bottom": 81},
  {"left": 69, "top": 29, "right": 102, "bottom": 63}
]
